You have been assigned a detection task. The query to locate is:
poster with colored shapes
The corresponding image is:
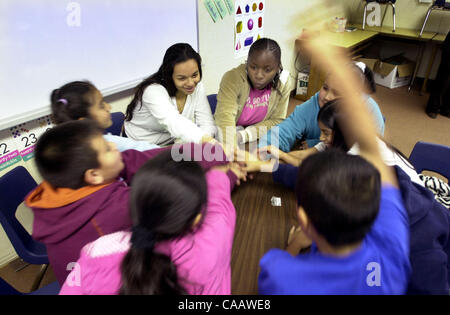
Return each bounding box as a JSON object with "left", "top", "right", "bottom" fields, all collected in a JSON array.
[
  {"left": 204, "top": 0, "right": 220, "bottom": 22},
  {"left": 234, "top": 0, "right": 265, "bottom": 59},
  {"left": 0, "top": 130, "right": 22, "bottom": 172},
  {"left": 8, "top": 117, "right": 53, "bottom": 162}
]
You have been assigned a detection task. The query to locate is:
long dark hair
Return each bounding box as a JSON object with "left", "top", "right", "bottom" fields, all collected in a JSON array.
[
  {"left": 50, "top": 81, "right": 97, "bottom": 124},
  {"left": 247, "top": 38, "right": 283, "bottom": 92},
  {"left": 119, "top": 150, "right": 207, "bottom": 295},
  {"left": 317, "top": 100, "right": 349, "bottom": 151},
  {"left": 125, "top": 43, "right": 202, "bottom": 121},
  {"left": 318, "top": 100, "right": 414, "bottom": 169}
]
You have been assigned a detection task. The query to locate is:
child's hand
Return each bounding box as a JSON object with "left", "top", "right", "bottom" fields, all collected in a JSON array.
[
  {"left": 232, "top": 147, "right": 277, "bottom": 173},
  {"left": 240, "top": 159, "right": 277, "bottom": 173},
  {"left": 229, "top": 162, "right": 249, "bottom": 186},
  {"left": 212, "top": 163, "right": 248, "bottom": 186},
  {"left": 257, "top": 145, "right": 284, "bottom": 160},
  {"left": 286, "top": 225, "right": 312, "bottom": 256}
]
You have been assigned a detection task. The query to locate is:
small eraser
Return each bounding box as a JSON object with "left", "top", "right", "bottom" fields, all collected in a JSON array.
[{"left": 271, "top": 196, "right": 282, "bottom": 207}]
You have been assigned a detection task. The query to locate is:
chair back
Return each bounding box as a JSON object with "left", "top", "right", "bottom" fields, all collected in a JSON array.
[
  {"left": 104, "top": 112, "right": 125, "bottom": 136},
  {"left": 0, "top": 166, "right": 48, "bottom": 264},
  {"left": 207, "top": 94, "right": 217, "bottom": 114},
  {"left": 409, "top": 141, "right": 450, "bottom": 181},
  {"left": 0, "top": 277, "right": 20, "bottom": 295},
  {"left": 0, "top": 276, "right": 60, "bottom": 295}
]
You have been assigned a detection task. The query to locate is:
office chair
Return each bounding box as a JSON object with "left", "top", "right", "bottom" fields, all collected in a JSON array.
[
  {"left": 0, "top": 276, "right": 60, "bottom": 295},
  {"left": 207, "top": 94, "right": 218, "bottom": 115},
  {"left": 363, "top": 0, "right": 396, "bottom": 32},
  {"left": 409, "top": 141, "right": 450, "bottom": 181},
  {"left": 0, "top": 166, "right": 49, "bottom": 291},
  {"left": 104, "top": 112, "right": 125, "bottom": 136},
  {"left": 420, "top": 0, "right": 450, "bottom": 37}
]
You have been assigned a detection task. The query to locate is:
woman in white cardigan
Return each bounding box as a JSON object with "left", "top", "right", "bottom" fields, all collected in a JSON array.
[{"left": 124, "top": 43, "right": 217, "bottom": 146}]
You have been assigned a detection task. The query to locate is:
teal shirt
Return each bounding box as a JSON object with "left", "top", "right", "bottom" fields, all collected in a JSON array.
[{"left": 259, "top": 93, "right": 385, "bottom": 152}]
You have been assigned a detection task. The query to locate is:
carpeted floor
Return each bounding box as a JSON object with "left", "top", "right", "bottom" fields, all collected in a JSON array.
[{"left": 1, "top": 83, "right": 448, "bottom": 294}]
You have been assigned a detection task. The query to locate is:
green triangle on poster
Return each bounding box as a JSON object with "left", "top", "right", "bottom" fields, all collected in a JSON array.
[{"left": 236, "top": 6, "right": 242, "bottom": 14}]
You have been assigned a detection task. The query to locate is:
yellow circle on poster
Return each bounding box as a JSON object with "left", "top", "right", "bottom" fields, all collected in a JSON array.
[{"left": 252, "top": 3, "right": 257, "bottom": 11}]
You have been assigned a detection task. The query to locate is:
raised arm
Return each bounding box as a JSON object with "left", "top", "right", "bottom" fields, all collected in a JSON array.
[{"left": 299, "top": 33, "right": 397, "bottom": 187}]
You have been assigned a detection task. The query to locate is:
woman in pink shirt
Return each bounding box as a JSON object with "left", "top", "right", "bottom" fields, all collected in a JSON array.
[{"left": 59, "top": 150, "right": 243, "bottom": 295}]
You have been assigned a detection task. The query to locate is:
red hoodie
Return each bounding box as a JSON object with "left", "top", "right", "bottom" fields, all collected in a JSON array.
[{"left": 25, "top": 144, "right": 228, "bottom": 285}]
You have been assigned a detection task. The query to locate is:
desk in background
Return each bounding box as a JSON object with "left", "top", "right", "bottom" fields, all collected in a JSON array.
[
  {"left": 295, "top": 28, "right": 379, "bottom": 101},
  {"left": 295, "top": 25, "right": 440, "bottom": 101},
  {"left": 231, "top": 172, "right": 297, "bottom": 294}
]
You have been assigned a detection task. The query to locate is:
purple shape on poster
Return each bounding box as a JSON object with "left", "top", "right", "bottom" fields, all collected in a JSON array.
[
  {"left": 247, "top": 19, "right": 254, "bottom": 30},
  {"left": 244, "top": 36, "right": 254, "bottom": 47}
]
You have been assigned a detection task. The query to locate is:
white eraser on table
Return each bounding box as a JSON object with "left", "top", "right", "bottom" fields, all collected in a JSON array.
[{"left": 271, "top": 196, "right": 282, "bottom": 207}]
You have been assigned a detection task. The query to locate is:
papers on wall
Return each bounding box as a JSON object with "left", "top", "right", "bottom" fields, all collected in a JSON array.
[{"left": 234, "top": 0, "right": 265, "bottom": 59}]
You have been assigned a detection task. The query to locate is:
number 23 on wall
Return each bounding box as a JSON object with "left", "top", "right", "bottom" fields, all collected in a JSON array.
[{"left": 21, "top": 133, "right": 38, "bottom": 148}]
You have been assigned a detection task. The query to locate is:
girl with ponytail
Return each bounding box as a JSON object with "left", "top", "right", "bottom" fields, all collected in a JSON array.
[{"left": 59, "top": 150, "right": 242, "bottom": 295}]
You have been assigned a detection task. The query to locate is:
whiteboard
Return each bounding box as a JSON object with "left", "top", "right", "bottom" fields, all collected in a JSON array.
[{"left": 0, "top": 0, "right": 198, "bottom": 130}]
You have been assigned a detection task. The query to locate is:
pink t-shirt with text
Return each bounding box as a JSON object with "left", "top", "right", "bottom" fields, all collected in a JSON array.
[{"left": 236, "top": 86, "right": 271, "bottom": 127}]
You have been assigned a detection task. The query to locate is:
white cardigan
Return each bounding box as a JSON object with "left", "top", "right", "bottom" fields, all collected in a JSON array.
[
  {"left": 124, "top": 82, "right": 217, "bottom": 145},
  {"left": 315, "top": 138, "right": 424, "bottom": 187}
]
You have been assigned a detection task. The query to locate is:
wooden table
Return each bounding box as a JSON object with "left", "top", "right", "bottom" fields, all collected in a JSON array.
[
  {"left": 353, "top": 24, "right": 436, "bottom": 41},
  {"left": 230, "top": 172, "right": 298, "bottom": 295}
]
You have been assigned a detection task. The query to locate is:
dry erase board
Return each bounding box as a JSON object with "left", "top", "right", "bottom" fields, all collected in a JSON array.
[{"left": 0, "top": 0, "right": 198, "bottom": 130}]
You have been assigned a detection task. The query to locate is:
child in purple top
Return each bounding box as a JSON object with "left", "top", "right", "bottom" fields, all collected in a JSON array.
[
  {"left": 60, "top": 150, "right": 243, "bottom": 295},
  {"left": 25, "top": 120, "right": 230, "bottom": 285}
]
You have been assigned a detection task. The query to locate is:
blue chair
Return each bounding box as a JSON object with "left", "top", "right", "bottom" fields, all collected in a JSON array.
[
  {"left": 0, "top": 276, "right": 60, "bottom": 295},
  {"left": 363, "top": 0, "right": 396, "bottom": 32},
  {"left": 409, "top": 141, "right": 450, "bottom": 181},
  {"left": 0, "top": 166, "right": 49, "bottom": 291},
  {"left": 104, "top": 112, "right": 125, "bottom": 136},
  {"left": 207, "top": 94, "right": 217, "bottom": 115}
]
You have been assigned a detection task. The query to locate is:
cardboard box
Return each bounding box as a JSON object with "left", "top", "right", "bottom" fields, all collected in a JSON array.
[
  {"left": 358, "top": 56, "right": 415, "bottom": 89},
  {"left": 357, "top": 58, "right": 377, "bottom": 71}
]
